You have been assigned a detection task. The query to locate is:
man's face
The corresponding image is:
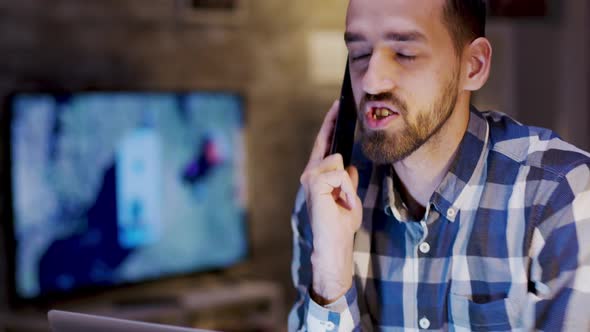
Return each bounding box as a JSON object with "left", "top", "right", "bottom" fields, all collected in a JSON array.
[{"left": 346, "top": 0, "right": 463, "bottom": 164}]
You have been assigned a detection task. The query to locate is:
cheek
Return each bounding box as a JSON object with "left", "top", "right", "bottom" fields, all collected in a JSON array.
[{"left": 404, "top": 75, "right": 443, "bottom": 109}]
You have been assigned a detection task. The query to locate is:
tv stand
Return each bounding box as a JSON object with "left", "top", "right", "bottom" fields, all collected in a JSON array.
[{"left": 0, "top": 279, "right": 285, "bottom": 332}]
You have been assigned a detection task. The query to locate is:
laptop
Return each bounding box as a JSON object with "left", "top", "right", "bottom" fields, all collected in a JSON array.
[{"left": 48, "top": 310, "right": 216, "bottom": 332}]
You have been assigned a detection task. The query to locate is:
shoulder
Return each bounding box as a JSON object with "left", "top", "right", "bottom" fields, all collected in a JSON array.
[
  {"left": 481, "top": 111, "right": 590, "bottom": 228},
  {"left": 481, "top": 110, "right": 590, "bottom": 179}
]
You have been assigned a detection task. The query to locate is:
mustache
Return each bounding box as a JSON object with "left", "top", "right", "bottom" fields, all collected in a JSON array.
[{"left": 360, "top": 92, "right": 408, "bottom": 116}]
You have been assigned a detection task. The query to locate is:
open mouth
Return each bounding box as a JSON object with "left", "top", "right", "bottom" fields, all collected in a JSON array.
[
  {"left": 364, "top": 106, "right": 400, "bottom": 130},
  {"left": 371, "top": 107, "right": 397, "bottom": 120}
]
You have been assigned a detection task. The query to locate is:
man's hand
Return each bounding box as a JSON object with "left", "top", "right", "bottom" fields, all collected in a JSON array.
[{"left": 299, "top": 100, "right": 363, "bottom": 305}]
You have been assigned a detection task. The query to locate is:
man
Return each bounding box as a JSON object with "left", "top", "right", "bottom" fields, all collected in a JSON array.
[{"left": 289, "top": 0, "right": 590, "bottom": 331}]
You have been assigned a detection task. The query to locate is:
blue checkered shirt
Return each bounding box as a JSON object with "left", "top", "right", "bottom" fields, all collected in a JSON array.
[{"left": 289, "top": 107, "right": 590, "bottom": 331}]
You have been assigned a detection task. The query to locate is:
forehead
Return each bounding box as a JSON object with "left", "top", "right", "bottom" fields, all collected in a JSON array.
[{"left": 346, "top": 0, "right": 448, "bottom": 42}]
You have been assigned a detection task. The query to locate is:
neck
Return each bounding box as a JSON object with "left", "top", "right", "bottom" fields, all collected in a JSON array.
[{"left": 392, "top": 95, "right": 470, "bottom": 219}]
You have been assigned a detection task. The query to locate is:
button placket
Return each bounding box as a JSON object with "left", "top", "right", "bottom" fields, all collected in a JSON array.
[{"left": 419, "top": 242, "right": 431, "bottom": 254}]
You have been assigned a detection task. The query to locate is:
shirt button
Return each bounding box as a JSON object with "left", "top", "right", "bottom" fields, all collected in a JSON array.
[
  {"left": 325, "top": 321, "right": 335, "bottom": 331},
  {"left": 419, "top": 317, "right": 431, "bottom": 329},
  {"left": 446, "top": 208, "right": 456, "bottom": 218},
  {"left": 419, "top": 242, "right": 431, "bottom": 254}
]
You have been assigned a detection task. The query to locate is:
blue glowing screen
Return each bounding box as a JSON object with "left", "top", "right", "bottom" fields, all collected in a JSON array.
[{"left": 10, "top": 92, "right": 247, "bottom": 299}]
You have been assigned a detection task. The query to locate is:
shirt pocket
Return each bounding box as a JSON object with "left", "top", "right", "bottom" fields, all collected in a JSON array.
[{"left": 448, "top": 293, "right": 520, "bottom": 331}]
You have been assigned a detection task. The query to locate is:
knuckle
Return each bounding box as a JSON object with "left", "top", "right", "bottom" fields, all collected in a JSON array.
[
  {"left": 339, "top": 169, "right": 349, "bottom": 179},
  {"left": 299, "top": 172, "right": 307, "bottom": 185},
  {"left": 301, "top": 170, "right": 318, "bottom": 187},
  {"left": 322, "top": 153, "right": 343, "bottom": 169}
]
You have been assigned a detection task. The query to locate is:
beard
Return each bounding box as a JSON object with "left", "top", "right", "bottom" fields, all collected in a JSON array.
[{"left": 358, "top": 69, "right": 460, "bottom": 165}]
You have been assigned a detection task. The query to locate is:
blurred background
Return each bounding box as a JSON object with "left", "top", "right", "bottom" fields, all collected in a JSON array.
[{"left": 0, "top": 0, "right": 588, "bottom": 331}]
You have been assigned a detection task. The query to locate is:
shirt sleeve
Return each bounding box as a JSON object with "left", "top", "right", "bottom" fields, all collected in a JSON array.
[
  {"left": 288, "top": 186, "right": 361, "bottom": 332},
  {"left": 527, "top": 162, "right": 590, "bottom": 331}
]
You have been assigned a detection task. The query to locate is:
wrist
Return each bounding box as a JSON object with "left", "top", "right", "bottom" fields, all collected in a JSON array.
[
  {"left": 310, "top": 249, "right": 354, "bottom": 304},
  {"left": 311, "top": 277, "right": 352, "bottom": 305}
]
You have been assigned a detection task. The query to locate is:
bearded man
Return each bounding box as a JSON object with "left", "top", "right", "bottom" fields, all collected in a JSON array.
[{"left": 290, "top": 0, "right": 590, "bottom": 330}]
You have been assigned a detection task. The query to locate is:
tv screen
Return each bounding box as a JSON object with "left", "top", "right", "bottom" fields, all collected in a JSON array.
[{"left": 6, "top": 91, "right": 248, "bottom": 302}]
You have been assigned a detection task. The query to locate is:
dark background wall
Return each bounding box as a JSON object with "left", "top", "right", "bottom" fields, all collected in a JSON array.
[
  {"left": 0, "top": 0, "right": 340, "bottom": 318},
  {"left": 0, "top": 0, "right": 588, "bottom": 327},
  {"left": 475, "top": 1, "right": 590, "bottom": 149}
]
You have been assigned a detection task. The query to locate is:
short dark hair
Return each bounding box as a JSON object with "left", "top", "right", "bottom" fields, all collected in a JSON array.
[{"left": 443, "top": 0, "right": 487, "bottom": 54}]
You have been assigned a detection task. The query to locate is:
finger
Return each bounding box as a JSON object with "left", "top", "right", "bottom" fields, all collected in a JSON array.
[
  {"left": 301, "top": 153, "right": 344, "bottom": 186},
  {"left": 313, "top": 170, "right": 357, "bottom": 209},
  {"left": 308, "top": 100, "right": 340, "bottom": 166},
  {"left": 346, "top": 166, "right": 359, "bottom": 191},
  {"left": 316, "top": 153, "right": 344, "bottom": 173}
]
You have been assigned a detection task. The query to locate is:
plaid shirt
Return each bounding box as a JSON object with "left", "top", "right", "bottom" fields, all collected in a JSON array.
[{"left": 289, "top": 107, "right": 590, "bottom": 331}]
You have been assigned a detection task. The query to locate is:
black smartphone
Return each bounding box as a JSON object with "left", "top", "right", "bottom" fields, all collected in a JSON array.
[{"left": 328, "top": 60, "right": 357, "bottom": 167}]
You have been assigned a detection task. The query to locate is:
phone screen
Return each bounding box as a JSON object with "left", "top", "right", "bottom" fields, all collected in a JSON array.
[{"left": 328, "top": 60, "right": 357, "bottom": 167}]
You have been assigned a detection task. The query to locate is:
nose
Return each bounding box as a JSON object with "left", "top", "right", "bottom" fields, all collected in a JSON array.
[{"left": 362, "top": 47, "right": 396, "bottom": 96}]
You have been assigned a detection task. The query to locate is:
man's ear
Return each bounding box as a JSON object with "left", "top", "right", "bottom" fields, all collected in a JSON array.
[{"left": 462, "top": 37, "right": 492, "bottom": 91}]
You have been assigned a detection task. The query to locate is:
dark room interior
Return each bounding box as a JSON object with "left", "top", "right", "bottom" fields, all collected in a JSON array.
[{"left": 0, "top": 0, "right": 588, "bottom": 331}]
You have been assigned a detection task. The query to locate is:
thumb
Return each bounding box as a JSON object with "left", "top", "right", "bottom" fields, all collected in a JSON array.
[{"left": 346, "top": 165, "right": 359, "bottom": 192}]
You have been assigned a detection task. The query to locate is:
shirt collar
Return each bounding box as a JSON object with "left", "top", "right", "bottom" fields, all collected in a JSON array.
[{"left": 382, "top": 106, "right": 490, "bottom": 222}]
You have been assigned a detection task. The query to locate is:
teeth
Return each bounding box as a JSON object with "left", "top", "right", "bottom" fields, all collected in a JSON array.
[
  {"left": 373, "top": 108, "right": 393, "bottom": 119},
  {"left": 378, "top": 108, "right": 392, "bottom": 117}
]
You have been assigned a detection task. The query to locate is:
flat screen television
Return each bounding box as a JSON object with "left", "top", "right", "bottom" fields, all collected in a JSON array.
[{"left": 1, "top": 91, "right": 248, "bottom": 306}]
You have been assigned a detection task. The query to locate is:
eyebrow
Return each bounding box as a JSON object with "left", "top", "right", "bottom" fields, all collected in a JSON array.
[{"left": 344, "top": 31, "right": 427, "bottom": 44}]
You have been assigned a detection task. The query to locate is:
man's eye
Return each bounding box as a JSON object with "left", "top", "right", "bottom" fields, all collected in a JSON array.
[
  {"left": 397, "top": 53, "right": 417, "bottom": 61},
  {"left": 351, "top": 53, "right": 371, "bottom": 62}
]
